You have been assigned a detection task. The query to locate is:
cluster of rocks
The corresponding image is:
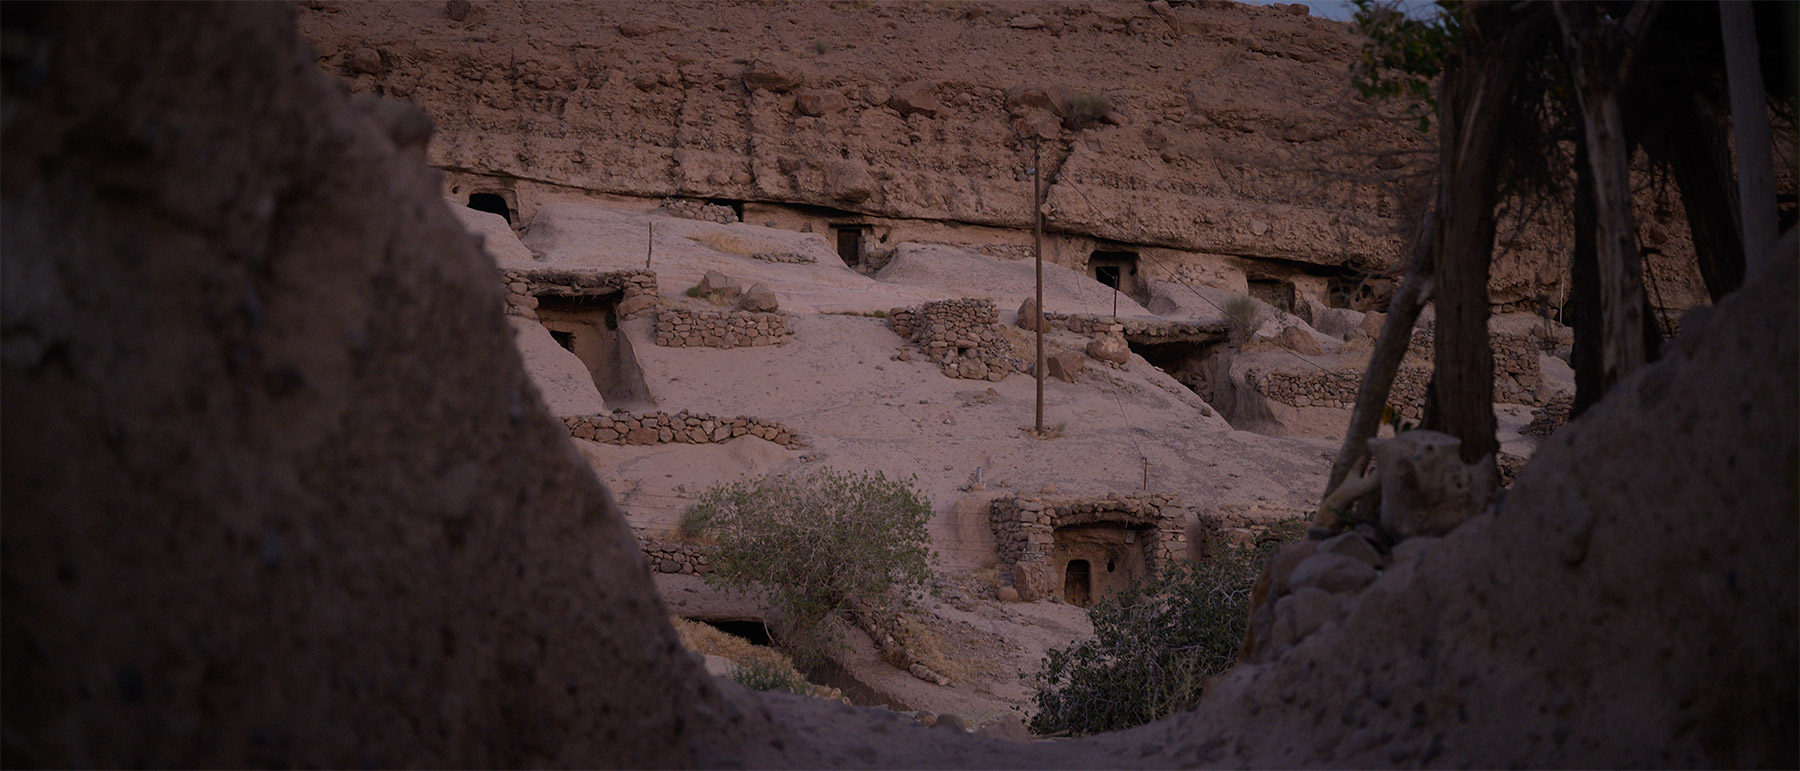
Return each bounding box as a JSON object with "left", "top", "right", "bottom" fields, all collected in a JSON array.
[
  {"left": 654, "top": 308, "right": 791, "bottom": 348},
  {"left": 653, "top": 197, "right": 739, "bottom": 224},
  {"left": 1239, "top": 526, "right": 1390, "bottom": 663},
  {"left": 641, "top": 538, "right": 714, "bottom": 575},
  {"left": 689, "top": 270, "right": 785, "bottom": 310},
  {"left": 989, "top": 493, "right": 1187, "bottom": 602},
  {"left": 1521, "top": 393, "right": 1575, "bottom": 440},
  {"left": 562, "top": 410, "right": 805, "bottom": 448},
  {"left": 1251, "top": 365, "right": 1430, "bottom": 420},
  {"left": 500, "top": 267, "right": 660, "bottom": 320},
  {"left": 887, "top": 299, "right": 1024, "bottom": 381}
]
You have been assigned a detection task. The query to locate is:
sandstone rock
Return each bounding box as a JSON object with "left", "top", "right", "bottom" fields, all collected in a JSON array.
[
  {"left": 1286, "top": 552, "right": 1377, "bottom": 595},
  {"left": 1369, "top": 430, "right": 1497, "bottom": 539},
  {"left": 618, "top": 20, "right": 668, "bottom": 37},
  {"left": 1015, "top": 297, "right": 1042, "bottom": 330},
  {"left": 696, "top": 270, "right": 741, "bottom": 298},
  {"left": 1149, "top": 0, "right": 1175, "bottom": 18},
  {"left": 887, "top": 80, "right": 941, "bottom": 118},
  {"left": 737, "top": 284, "right": 778, "bottom": 312},
  {"left": 347, "top": 47, "right": 383, "bottom": 74},
  {"left": 1085, "top": 334, "right": 1130, "bottom": 365},
  {"left": 1008, "top": 14, "right": 1044, "bottom": 29},
  {"left": 795, "top": 88, "right": 850, "bottom": 116},
  {"left": 1045, "top": 350, "right": 1085, "bottom": 383},
  {"left": 1276, "top": 325, "right": 1323, "bottom": 355},
  {"left": 702, "top": 654, "right": 739, "bottom": 677},
  {"left": 743, "top": 58, "right": 806, "bottom": 93},
  {"left": 1319, "top": 531, "right": 1384, "bottom": 567},
  {"left": 1358, "top": 310, "right": 1387, "bottom": 339},
  {"left": 1270, "top": 586, "right": 1343, "bottom": 650},
  {"left": 823, "top": 160, "right": 875, "bottom": 203},
  {"left": 444, "top": 0, "right": 471, "bottom": 21},
  {"left": 996, "top": 586, "right": 1020, "bottom": 603},
  {"left": 616, "top": 294, "right": 658, "bottom": 318},
  {"left": 1283, "top": 2, "right": 1311, "bottom": 15}
]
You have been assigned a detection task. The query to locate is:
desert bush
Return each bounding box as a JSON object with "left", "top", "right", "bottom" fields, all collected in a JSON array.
[
  {"left": 1222, "top": 294, "right": 1265, "bottom": 343},
  {"left": 730, "top": 658, "right": 811, "bottom": 694},
  {"left": 1063, "top": 92, "right": 1111, "bottom": 130},
  {"left": 1028, "top": 520, "right": 1303, "bottom": 737},
  {"left": 684, "top": 469, "right": 933, "bottom": 668}
]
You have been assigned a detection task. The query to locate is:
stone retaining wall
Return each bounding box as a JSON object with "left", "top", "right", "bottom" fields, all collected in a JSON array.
[
  {"left": 1522, "top": 393, "right": 1574, "bottom": 439},
  {"left": 654, "top": 308, "right": 792, "bottom": 348},
  {"left": 563, "top": 410, "right": 806, "bottom": 449},
  {"left": 1251, "top": 364, "right": 1431, "bottom": 419},
  {"left": 655, "top": 197, "right": 739, "bottom": 224},
  {"left": 888, "top": 298, "right": 1024, "bottom": 381},
  {"left": 990, "top": 493, "right": 1188, "bottom": 601},
  {"left": 642, "top": 538, "right": 714, "bottom": 575},
  {"left": 1044, "top": 312, "right": 1229, "bottom": 344},
  {"left": 501, "top": 267, "right": 660, "bottom": 320},
  {"left": 1410, "top": 330, "right": 1542, "bottom": 403}
]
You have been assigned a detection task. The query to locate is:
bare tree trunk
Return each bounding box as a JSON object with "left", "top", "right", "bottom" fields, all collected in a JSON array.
[
  {"left": 1568, "top": 141, "right": 1605, "bottom": 418},
  {"left": 1654, "top": 94, "right": 1747, "bottom": 301},
  {"left": 1720, "top": 0, "right": 1779, "bottom": 271},
  {"left": 1557, "top": 1, "right": 1659, "bottom": 391}
]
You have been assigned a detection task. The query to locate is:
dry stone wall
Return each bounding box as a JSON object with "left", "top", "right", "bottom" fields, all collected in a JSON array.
[
  {"left": 1522, "top": 393, "right": 1575, "bottom": 440},
  {"left": 888, "top": 298, "right": 1024, "bottom": 381},
  {"left": 563, "top": 410, "right": 805, "bottom": 449},
  {"left": 990, "top": 493, "right": 1188, "bottom": 601},
  {"left": 642, "top": 539, "right": 714, "bottom": 575},
  {"left": 655, "top": 197, "right": 739, "bottom": 224},
  {"left": 654, "top": 308, "right": 792, "bottom": 348},
  {"left": 502, "top": 267, "right": 660, "bottom": 320},
  {"left": 1044, "top": 311, "right": 1229, "bottom": 343},
  {"left": 1252, "top": 329, "right": 1546, "bottom": 414}
]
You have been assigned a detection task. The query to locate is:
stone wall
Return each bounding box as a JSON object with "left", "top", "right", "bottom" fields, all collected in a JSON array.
[
  {"left": 655, "top": 197, "right": 739, "bottom": 224},
  {"left": 887, "top": 298, "right": 1024, "bottom": 381},
  {"left": 502, "top": 267, "right": 660, "bottom": 320},
  {"left": 989, "top": 493, "right": 1188, "bottom": 601},
  {"left": 1044, "top": 311, "right": 1228, "bottom": 344},
  {"left": 563, "top": 410, "right": 806, "bottom": 449},
  {"left": 653, "top": 307, "right": 792, "bottom": 348},
  {"left": 1250, "top": 329, "right": 1545, "bottom": 415},
  {"left": 642, "top": 538, "right": 714, "bottom": 575},
  {"left": 1522, "top": 393, "right": 1574, "bottom": 439}
]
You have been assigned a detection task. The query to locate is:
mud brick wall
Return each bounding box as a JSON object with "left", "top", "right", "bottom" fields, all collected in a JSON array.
[
  {"left": 654, "top": 308, "right": 792, "bottom": 348},
  {"left": 887, "top": 298, "right": 1023, "bottom": 381},
  {"left": 501, "top": 267, "right": 660, "bottom": 320},
  {"left": 563, "top": 410, "right": 806, "bottom": 449}
]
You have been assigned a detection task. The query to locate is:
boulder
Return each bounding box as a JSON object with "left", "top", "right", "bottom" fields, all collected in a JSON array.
[
  {"left": 618, "top": 20, "right": 669, "bottom": 38},
  {"left": 1015, "top": 297, "right": 1042, "bottom": 330},
  {"left": 794, "top": 88, "right": 849, "bottom": 117},
  {"left": 347, "top": 47, "right": 383, "bottom": 74},
  {"left": 444, "top": 0, "right": 471, "bottom": 21},
  {"left": 1318, "top": 530, "right": 1384, "bottom": 568},
  {"left": 1287, "top": 552, "right": 1378, "bottom": 595},
  {"left": 1085, "top": 334, "right": 1130, "bottom": 365},
  {"left": 616, "top": 294, "right": 658, "bottom": 318},
  {"left": 737, "top": 284, "right": 779, "bottom": 313},
  {"left": 1369, "top": 430, "right": 1497, "bottom": 539},
  {"left": 695, "top": 270, "right": 741, "bottom": 299},
  {"left": 1276, "top": 325, "right": 1323, "bottom": 355},
  {"left": 1358, "top": 310, "right": 1386, "bottom": 339},
  {"left": 888, "top": 80, "right": 941, "bottom": 118},
  {"left": 743, "top": 58, "right": 806, "bottom": 93},
  {"left": 1045, "top": 350, "right": 1086, "bottom": 383},
  {"left": 1008, "top": 14, "right": 1045, "bottom": 29},
  {"left": 823, "top": 160, "right": 874, "bottom": 203}
]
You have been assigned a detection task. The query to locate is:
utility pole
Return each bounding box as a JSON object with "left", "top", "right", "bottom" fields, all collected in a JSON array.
[{"left": 1033, "top": 138, "right": 1046, "bottom": 435}]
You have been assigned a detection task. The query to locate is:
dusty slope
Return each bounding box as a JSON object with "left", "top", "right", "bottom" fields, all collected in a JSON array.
[{"left": 5, "top": 4, "right": 1792, "bottom": 768}]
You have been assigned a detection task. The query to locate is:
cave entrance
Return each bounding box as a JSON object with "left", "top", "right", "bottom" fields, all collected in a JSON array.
[
  {"left": 1130, "top": 338, "right": 1226, "bottom": 403},
  {"left": 832, "top": 224, "right": 869, "bottom": 266},
  {"left": 1088, "top": 250, "right": 1142, "bottom": 299},
  {"left": 702, "top": 619, "right": 772, "bottom": 647},
  {"left": 1248, "top": 277, "right": 1295, "bottom": 315},
  {"left": 533, "top": 292, "right": 649, "bottom": 403},
  {"left": 467, "top": 192, "right": 512, "bottom": 224},
  {"left": 705, "top": 198, "right": 746, "bottom": 222},
  {"left": 1053, "top": 524, "right": 1151, "bottom": 608}
]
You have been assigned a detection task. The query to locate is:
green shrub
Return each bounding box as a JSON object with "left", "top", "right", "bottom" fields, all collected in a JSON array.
[
  {"left": 730, "top": 658, "right": 810, "bottom": 694},
  {"left": 1064, "top": 92, "right": 1111, "bottom": 130},
  {"left": 1028, "top": 520, "right": 1302, "bottom": 737},
  {"left": 1222, "top": 294, "right": 1265, "bottom": 343},
  {"left": 685, "top": 469, "right": 933, "bottom": 668}
]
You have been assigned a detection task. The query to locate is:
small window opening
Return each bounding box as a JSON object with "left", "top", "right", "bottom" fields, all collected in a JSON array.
[
  {"left": 467, "top": 192, "right": 512, "bottom": 224},
  {"left": 833, "top": 225, "right": 869, "bottom": 266},
  {"left": 548, "top": 330, "right": 575, "bottom": 352},
  {"left": 1107, "top": 558, "right": 1116, "bottom": 573},
  {"left": 1064, "top": 559, "right": 1093, "bottom": 607}
]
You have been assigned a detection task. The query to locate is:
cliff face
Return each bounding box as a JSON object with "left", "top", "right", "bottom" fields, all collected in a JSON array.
[{"left": 296, "top": 0, "right": 1709, "bottom": 310}]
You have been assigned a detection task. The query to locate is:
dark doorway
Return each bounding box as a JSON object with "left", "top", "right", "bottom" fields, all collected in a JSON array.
[
  {"left": 1063, "top": 559, "right": 1092, "bottom": 607},
  {"left": 1248, "top": 278, "right": 1295, "bottom": 315},
  {"left": 706, "top": 198, "right": 746, "bottom": 221},
  {"left": 1089, "top": 250, "right": 1141, "bottom": 297},
  {"left": 467, "top": 192, "right": 512, "bottom": 224},
  {"left": 702, "top": 619, "right": 772, "bottom": 646},
  {"left": 833, "top": 225, "right": 869, "bottom": 266},
  {"left": 548, "top": 329, "right": 575, "bottom": 352}
]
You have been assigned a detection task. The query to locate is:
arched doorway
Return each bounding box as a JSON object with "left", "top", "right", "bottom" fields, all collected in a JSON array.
[
  {"left": 467, "top": 192, "right": 512, "bottom": 224},
  {"left": 1063, "top": 559, "right": 1092, "bottom": 607}
]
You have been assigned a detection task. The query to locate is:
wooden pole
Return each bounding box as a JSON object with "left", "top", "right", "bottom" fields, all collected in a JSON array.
[
  {"left": 1033, "top": 138, "right": 1046, "bottom": 434},
  {"left": 1719, "top": 0, "right": 1778, "bottom": 272},
  {"left": 645, "top": 222, "right": 654, "bottom": 269}
]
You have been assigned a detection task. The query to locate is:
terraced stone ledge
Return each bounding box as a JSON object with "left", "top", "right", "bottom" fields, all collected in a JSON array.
[{"left": 562, "top": 410, "right": 806, "bottom": 449}]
